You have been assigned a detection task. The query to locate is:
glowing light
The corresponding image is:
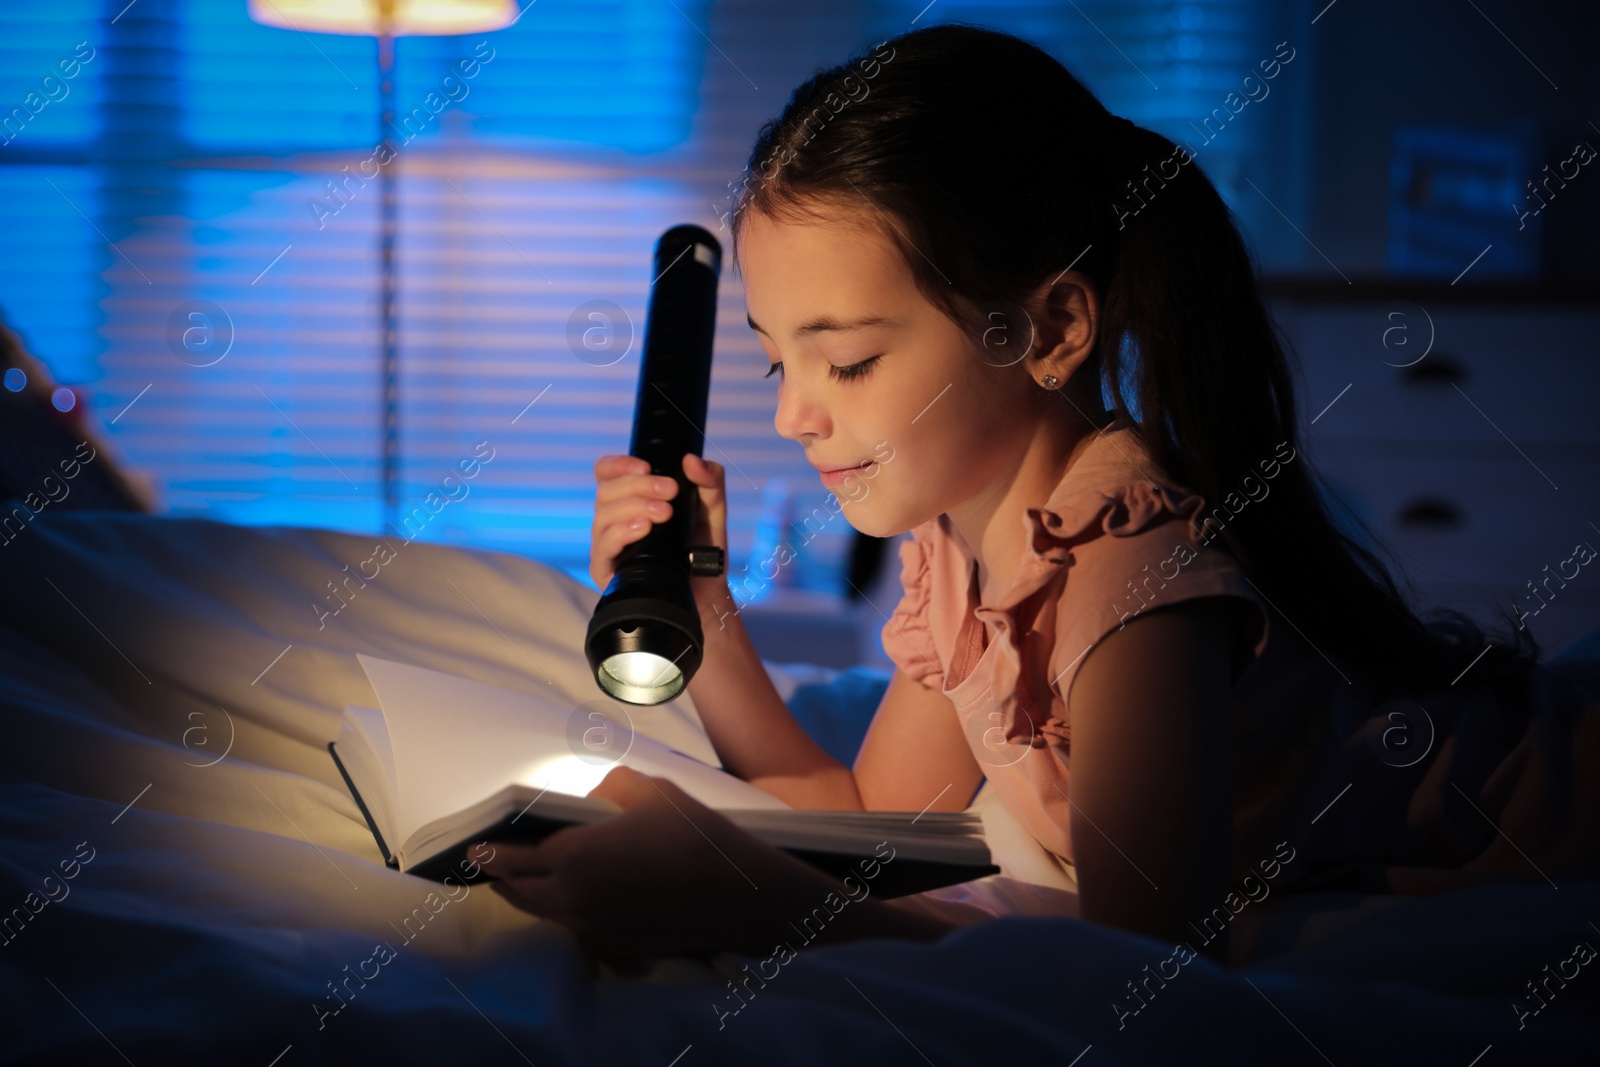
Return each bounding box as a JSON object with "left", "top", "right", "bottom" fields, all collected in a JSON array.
[
  {"left": 51, "top": 387, "right": 75, "bottom": 412},
  {"left": 597, "top": 650, "right": 684, "bottom": 704},
  {"left": 524, "top": 754, "right": 612, "bottom": 798},
  {"left": 3, "top": 368, "right": 24, "bottom": 392},
  {"left": 606, "top": 651, "right": 677, "bottom": 688},
  {"left": 246, "top": 0, "right": 515, "bottom": 36}
]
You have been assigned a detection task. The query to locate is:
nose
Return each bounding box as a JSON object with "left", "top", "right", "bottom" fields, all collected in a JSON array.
[{"left": 772, "top": 372, "right": 830, "bottom": 444}]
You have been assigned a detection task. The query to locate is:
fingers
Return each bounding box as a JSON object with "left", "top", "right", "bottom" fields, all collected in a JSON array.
[
  {"left": 590, "top": 454, "right": 728, "bottom": 589},
  {"left": 588, "top": 765, "right": 655, "bottom": 809},
  {"left": 593, "top": 454, "right": 648, "bottom": 481},
  {"left": 590, "top": 769, "right": 704, "bottom": 825},
  {"left": 487, "top": 875, "right": 556, "bottom": 918},
  {"left": 595, "top": 470, "right": 678, "bottom": 507},
  {"left": 590, "top": 454, "right": 684, "bottom": 589},
  {"left": 589, "top": 498, "right": 675, "bottom": 589},
  {"left": 492, "top": 874, "right": 653, "bottom": 968},
  {"left": 593, "top": 495, "right": 673, "bottom": 532},
  {"left": 477, "top": 840, "right": 558, "bottom": 877},
  {"left": 597, "top": 454, "right": 719, "bottom": 497}
]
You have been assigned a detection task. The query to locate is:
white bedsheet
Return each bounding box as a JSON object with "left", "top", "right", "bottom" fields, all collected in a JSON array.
[{"left": 1, "top": 510, "right": 1595, "bottom": 1064}]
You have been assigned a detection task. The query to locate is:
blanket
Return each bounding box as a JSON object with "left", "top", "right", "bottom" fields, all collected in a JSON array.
[{"left": 1, "top": 510, "right": 1595, "bottom": 1064}]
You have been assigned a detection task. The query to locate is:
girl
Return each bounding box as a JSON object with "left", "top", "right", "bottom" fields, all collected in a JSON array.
[{"left": 479, "top": 24, "right": 1599, "bottom": 967}]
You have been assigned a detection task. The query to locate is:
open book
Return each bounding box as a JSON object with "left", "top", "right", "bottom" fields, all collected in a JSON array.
[{"left": 330, "top": 655, "right": 999, "bottom": 899}]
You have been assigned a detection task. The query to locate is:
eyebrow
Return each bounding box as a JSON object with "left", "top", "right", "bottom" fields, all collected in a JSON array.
[{"left": 746, "top": 313, "right": 899, "bottom": 339}]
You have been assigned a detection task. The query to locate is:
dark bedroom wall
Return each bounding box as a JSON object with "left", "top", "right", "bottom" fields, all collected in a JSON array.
[{"left": 1303, "top": 0, "right": 1599, "bottom": 281}]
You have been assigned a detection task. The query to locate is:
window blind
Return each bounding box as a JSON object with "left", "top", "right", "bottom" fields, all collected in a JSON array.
[{"left": 0, "top": 0, "right": 1296, "bottom": 595}]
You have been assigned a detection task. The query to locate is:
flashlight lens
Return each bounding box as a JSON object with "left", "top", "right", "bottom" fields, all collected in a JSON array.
[{"left": 598, "top": 651, "right": 685, "bottom": 704}]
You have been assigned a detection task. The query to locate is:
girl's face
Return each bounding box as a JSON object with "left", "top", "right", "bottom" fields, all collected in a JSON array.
[{"left": 737, "top": 204, "right": 1048, "bottom": 539}]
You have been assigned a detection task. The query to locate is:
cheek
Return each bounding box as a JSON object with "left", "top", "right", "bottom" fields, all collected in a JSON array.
[
  {"left": 925, "top": 385, "right": 1033, "bottom": 498},
  {"left": 927, "top": 380, "right": 1006, "bottom": 458},
  {"left": 889, "top": 411, "right": 975, "bottom": 507}
]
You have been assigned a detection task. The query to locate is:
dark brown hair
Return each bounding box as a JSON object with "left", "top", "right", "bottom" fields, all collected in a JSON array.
[{"left": 730, "top": 23, "right": 1539, "bottom": 698}]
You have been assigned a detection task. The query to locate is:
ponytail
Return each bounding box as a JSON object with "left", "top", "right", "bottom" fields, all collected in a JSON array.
[{"left": 1098, "top": 120, "right": 1537, "bottom": 693}]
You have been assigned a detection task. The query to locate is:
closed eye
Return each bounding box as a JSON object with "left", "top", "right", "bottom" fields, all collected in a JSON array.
[
  {"left": 829, "top": 355, "right": 881, "bottom": 382},
  {"left": 764, "top": 355, "right": 882, "bottom": 383}
]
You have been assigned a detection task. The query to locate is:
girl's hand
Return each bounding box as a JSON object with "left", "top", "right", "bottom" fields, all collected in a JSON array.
[
  {"left": 588, "top": 452, "right": 728, "bottom": 597},
  {"left": 478, "top": 766, "right": 845, "bottom": 962}
]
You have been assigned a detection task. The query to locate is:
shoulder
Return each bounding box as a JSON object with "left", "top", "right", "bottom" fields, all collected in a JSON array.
[
  {"left": 1039, "top": 479, "right": 1270, "bottom": 719},
  {"left": 1067, "top": 595, "right": 1256, "bottom": 713}
]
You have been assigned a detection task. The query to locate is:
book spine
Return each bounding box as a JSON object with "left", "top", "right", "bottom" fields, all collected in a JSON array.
[{"left": 327, "top": 742, "right": 394, "bottom": 866}]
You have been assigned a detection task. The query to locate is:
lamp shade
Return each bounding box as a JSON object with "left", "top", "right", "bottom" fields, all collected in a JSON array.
[{"left": 247, "top": 0, "right": 516, "bottom": 35}]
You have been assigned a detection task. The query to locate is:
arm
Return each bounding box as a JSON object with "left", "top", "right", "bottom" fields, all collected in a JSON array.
[
  {"left": 802, "top": 889, "right": 961, "bottom": 945},
  {"left": 687, "top": 581, "right": 861, "bottom": 809},
  {"left": 688, "top": 582, "right": 983, "bottom": 815},
  {"left": 595, "top": 452, "right": 861, "bottom": 810},
  {"left": 1065, "top": 595, "right": 1251, "bottom": 963},
  {"left": 853, "top": 667, "right": 984, "bottom": 812}
]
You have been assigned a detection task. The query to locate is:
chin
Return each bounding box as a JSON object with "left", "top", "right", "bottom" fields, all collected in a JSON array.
[{"left": 837, "top": 504, "right": 908, "bottom": 541}]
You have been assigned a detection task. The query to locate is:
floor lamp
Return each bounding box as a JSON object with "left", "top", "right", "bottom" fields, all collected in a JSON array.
[{"left": 247, "top": 0, "right": 515, "bottom": 533}]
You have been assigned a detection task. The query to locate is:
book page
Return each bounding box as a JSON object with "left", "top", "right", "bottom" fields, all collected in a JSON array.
[
  {"left": 356, "top": 655, "right": 786, "bottom": 846},
  {"left": 329, "top": 713, "right": 395, "bottom": 857},
  {"left": 344, "top": 704, "right": 396, "bottom": 791}
]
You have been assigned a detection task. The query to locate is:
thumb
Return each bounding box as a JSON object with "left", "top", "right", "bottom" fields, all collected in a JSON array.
[
  {"left": 588, "top": 764, "right": 664, "bottom": 810},
  {"left": 681, "top": 452, "right": 728, "bottom": 551},
  {"left": 682, "top": 451, "right": 721, "bottom": 487}
]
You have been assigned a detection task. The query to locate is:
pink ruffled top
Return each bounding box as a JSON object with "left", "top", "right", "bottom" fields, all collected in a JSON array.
[
  {"left": 881, "top": 416, "right": 1600, "bottom": 895},
  {"left": 882, "top": 416, "right": 1268, "bottom": 869}
]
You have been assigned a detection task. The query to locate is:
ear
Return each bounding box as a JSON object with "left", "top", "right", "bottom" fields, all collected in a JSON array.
[{"left": 1025, "top": 271, "right": 1102, "bottom": 388}]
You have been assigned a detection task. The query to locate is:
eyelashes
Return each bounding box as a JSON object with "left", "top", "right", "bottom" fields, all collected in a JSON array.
[
  {"left": 764, "top": 355, "right": 883, "bottom": 383},
  {"left": 831, "top": 355, "right": 882, "bottom": 382}
]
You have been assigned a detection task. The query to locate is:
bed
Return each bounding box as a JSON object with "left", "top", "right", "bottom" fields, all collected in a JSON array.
[{"left": 2, "top": 509, "right": 1596, "bottom": 1064}]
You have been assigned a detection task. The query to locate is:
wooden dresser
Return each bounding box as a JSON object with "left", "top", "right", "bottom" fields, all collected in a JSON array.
[{"left": 1265, "top": 279, "right": 1599, "bottom": 659}]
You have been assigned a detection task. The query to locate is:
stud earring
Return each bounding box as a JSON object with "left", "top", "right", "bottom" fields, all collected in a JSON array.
[{"left": 1040, "top": 375, "right": 1059, "bottom": 389}]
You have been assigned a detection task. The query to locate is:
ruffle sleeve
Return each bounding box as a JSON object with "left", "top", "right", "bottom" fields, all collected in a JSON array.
[
  {"left": 880, "top": 523, "right": 946, "bottom": 691},
  {"left": 967, "top": 478, "right": 1274, "bottom": 865},
  {"left": 1037, "top": 480, "right": 1272, "bottom": 726}
]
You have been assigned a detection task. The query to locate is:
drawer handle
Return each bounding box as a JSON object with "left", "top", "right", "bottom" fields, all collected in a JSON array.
[
  {"left": 1396, "top": 496, "right": 1464, "bottom": 530},
  {"left": 1402, "top": 354, "right": 1465, "bottom": 387}
]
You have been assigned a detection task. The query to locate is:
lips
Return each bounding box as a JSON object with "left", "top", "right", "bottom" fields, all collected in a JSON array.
[{"left": 812, "top": 461, "right": 873, "bottom": 474}]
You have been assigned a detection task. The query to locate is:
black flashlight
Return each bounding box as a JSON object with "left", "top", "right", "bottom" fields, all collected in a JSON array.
[{"left": 584, "top": 224, "right": 726, "bottom": 705}]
